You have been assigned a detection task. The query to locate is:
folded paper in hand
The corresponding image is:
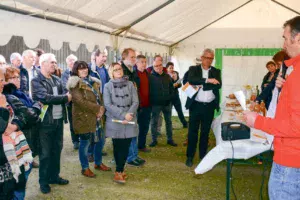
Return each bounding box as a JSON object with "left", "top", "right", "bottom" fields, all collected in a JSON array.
[
  {"left": 112, "top": 119, "right": 135, "bottom": 125},
  {"left": 182, "top": 82, "right": 199, "bottom": 98}
]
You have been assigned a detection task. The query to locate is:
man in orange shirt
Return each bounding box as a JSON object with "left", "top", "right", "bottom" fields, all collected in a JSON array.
[{"left": 244, "top": 16, "right": 300, "bottom": 200}]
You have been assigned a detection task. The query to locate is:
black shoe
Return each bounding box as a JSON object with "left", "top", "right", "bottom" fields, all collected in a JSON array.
[
  {"left": 32, "top": 161, "right": 39, "bottom": 168},
  {"left": 40, "top": 184, "right": 51, "bottom": 194},
  {"left": 49, "top": 177, "right": 69, "bottom": 185},
  {"left": 73, "top": 142, "right": 79, "bottom": 150},
  {"left": 102, "top": 151, "right": 108, "bottom": 156},
  {"left": 138, "top": 148, "right": 151, "bottom": 153},
  {"left": 149, "top": 141, "right": 157, "bottom": 147},
  {"left": 185, "top": 158, "right": 193, "bottom": 167},
  {"left": 88, "top": 155, "right": 94, "bottom": 163},
  {"left": 136, "top": 157, "right": 146, "bottom": 165},
  {"left": 127, "top": 160, "right": 142, "bottom": 167},
  {"left": 167, "top": 140, "right": 178, "bottom": 147}
]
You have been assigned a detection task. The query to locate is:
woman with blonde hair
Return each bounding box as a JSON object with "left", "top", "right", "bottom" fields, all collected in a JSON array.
[{"left": 103, "top": 62, "right": 139, "bottom": 184}]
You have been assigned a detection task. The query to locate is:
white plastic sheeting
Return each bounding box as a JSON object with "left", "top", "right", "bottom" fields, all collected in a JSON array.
[{"left": 2, "top": 0, "right": 298, "bottom": 46}]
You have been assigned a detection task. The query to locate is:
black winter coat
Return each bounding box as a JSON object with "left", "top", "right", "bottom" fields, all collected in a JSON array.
[
  {"left": 183, "top": 65, "right": 222, "bottom": 111},
  {"left": 121, "top": 62, "right": 134, "bottom": 82},
  {"left": 149, "top": 71, "right": 174, "bottom": 106},
  {"left": 31, "top": 71, "right": 68, "bottom": 124}
]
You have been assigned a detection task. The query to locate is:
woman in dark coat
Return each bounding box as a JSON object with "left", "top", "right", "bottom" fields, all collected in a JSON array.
[
  {"left": 3, "top": 67, "right": 41, "bottom": 160},
  {"left": 261, "top": 61, "right": 279, "bottom": 91},
  {"left": 67, "top": 61, "right": 110, "bottom": 178},
  {"left": 0, "top": 106, "right": 16, "bottom": 200}
]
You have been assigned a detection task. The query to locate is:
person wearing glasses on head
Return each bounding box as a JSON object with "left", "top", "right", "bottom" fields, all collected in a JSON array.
[
  {"left": 183, "top": 48, "right": 222, "bottom": 167},
  {"left": 103, "top": 62, "right": 139, "bottom": 184},
  {"left": 67, "top": 61, "right": 110, "bottom": 178}
]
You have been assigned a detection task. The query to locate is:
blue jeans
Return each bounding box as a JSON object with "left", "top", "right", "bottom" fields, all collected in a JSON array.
[
  {"left": 268, "top": 162, "right": 300, "bottom": 200},
  {"left": 127, "top": 137, "right": 138, "bottom": 162},
  {"left": 13, "top": 164, "right": 32, "bottom": 200},
  {"left": 79, "top": 132, "right": 104, "bottom": 170}
]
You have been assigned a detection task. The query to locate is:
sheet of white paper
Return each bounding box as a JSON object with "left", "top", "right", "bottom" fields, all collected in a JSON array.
[
  {"left": 234, "top": 90, "right": 247, "bottom": 110},
  {"left": 183, "top": 85, "right": 198, "bottom": 98},
  {"left": 112, "top": 119, "right": 135, "bottom": 125}
]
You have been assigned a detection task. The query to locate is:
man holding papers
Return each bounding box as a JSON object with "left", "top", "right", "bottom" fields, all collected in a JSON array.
[{"left": 183, "top": 48, "right": 222, "bottom": 167}]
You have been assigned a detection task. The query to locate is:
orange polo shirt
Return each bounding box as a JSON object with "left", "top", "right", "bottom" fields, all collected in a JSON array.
[{"left": 254, "top": 54, "right": 300, "bottom": 168}]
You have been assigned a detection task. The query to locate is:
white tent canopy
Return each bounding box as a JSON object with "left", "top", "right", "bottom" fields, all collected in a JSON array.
[
  {"left": 0, "top": 0, "right": 299, "bottom": 50},
  {"left": 0, "top": 0, "right": 299, "bottom": 115}
]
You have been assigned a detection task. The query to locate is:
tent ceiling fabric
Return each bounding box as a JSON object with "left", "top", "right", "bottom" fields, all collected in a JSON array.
[{"left": 0, "top": 0, "right": 299, "bottom": 47}]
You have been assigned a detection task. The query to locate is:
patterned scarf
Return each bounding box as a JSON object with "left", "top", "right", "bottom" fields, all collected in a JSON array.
[
  {"left": 2, "top": 131, "right": 33, "bottom": 182},
  {"left": 82, "top": 77, "right": 103, "bottom": 143}
]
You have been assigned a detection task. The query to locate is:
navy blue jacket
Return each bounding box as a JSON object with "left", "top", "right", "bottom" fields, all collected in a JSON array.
[
  {"left": 149, "top": 71, "right": 174, "bottom": 106},
  {"left": 18, "top": 64, "right": 40, "bottom": 95}
]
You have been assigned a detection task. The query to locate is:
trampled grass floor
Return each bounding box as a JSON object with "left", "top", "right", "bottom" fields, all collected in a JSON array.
[{"left": 26, "top": 117, "right": 272, "bottom": 200}]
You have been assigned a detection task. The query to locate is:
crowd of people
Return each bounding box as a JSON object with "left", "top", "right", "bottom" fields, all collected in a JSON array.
[
  {"left": 1, "top": 15, "right": 299, "bottom": 200},
  {"left": 0, "top": 45, "right": 222, "bottom": 199}
]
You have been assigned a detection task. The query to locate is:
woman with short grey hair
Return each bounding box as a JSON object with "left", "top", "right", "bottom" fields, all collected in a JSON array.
[{"left": 103, "top": 62, "right": 139, "bottom": 184}]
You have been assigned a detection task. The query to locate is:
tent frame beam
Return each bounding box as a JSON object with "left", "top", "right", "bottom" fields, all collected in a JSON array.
[
  {"left": 271, "top": 0, "right": 300, "bottom": 15},
  {"left": 170, "top": 0, "right": 254, "bottom": 47},
  {"left": 112, "top": 0, "right": 175, "bottom": 36},
  {"left": 0, "top": 4, "right": 169, "bottom": 48}
]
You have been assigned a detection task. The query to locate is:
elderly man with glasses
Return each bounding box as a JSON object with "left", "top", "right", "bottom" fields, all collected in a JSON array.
[
  {"left": 31, "top": 53, "right": 72, "bottom": 194},
  {"left": 183, "top": 48, "right": 222, "bottom": 167}
]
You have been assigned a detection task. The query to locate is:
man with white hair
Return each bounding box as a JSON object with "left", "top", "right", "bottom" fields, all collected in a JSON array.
[
  {"left": 183, "top": 48, "right": 222, "bottom": 167},
  {"left": 61, "top": 54, "right": 80, "bottom": 149},
  {"left": 0, "top": 54, "right": 6, "bottom": 68},
  {"left": 10, "top": 52, "right": 22, "bottom": 68},
  {"left": 19, "top": 49, "right": 39, "bottom": 95},
  {"left": 31, "top": 53, "right": 72, "bottom": 194}
]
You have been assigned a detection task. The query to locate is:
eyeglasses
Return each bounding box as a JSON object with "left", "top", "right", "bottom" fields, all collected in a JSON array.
[
  {"left": 202, "top": 56, "right": 214, "bottom": 60},
  {"left": 0, "top": 62, "right": 6, "bottom": 65},
  {"left": 113, "top": 68, "right": 122, "bottom": 72},
  {"left": 78, "top": 66, "right": 88, "bottom": 70},
  {"left": 8, "top": 76, "right": 20, "bottom": 80}
]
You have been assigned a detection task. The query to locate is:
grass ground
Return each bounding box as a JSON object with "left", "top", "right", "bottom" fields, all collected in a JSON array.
[{"left": 26, "top": 117, "right": 272, "bottom": 200}]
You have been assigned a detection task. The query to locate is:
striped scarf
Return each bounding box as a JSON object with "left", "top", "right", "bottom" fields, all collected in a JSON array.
[
  {"left": 82, "top": 77, "right": 103, "bottom": 143},
  {"left": 2, "top": 131, "right": 33, "bottom": 182}
]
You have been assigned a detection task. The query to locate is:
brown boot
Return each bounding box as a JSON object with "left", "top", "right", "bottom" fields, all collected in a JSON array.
[
  {"left": 81, "top": 168, "right": 96, "bottom": 178},
  {"left": 183, "top": 139, "right": 188, "bottom": 146},
  {"left": 113, "top": 172, "right": 125, "bottom": 184},
  {"left": 94, "top": 163, "right": 111, "bottom": 171},
  {"left": 122, "top": 172, "right": 128, "bottom": 180}
]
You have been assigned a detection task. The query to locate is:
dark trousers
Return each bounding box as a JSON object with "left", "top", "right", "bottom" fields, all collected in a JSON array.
[
  {"left": 172, "top": 94, "right": 187, "bottom": 126},
  {"left": 137, "top": 106, "right": 151, "bottom": 149},
  {"left": 112, "top": 138, "right": 132, "bottom": 172},
  {"left": 23, "top": 123, "right": 40, "bottom": 157},
  {"left": 151, "top": 104, "right": 173, "bottom": 142},
  {"left": 186, "top": 101, "right": 215, "bottom": 159},
  {"left": 39, "top": 119, "right": 64, "bottom": 186},
  {"left": 67, "top": 105, "right": 79, "bottom": 144}
]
